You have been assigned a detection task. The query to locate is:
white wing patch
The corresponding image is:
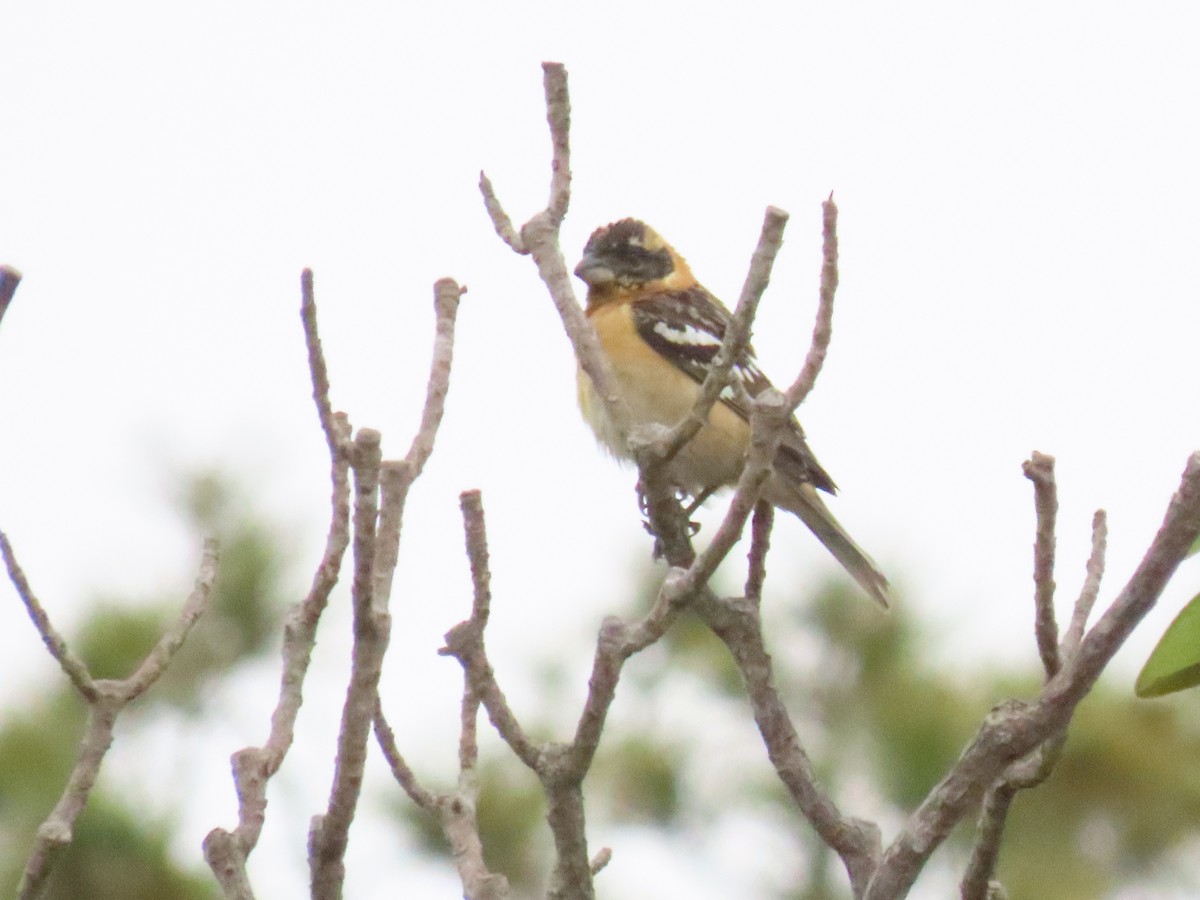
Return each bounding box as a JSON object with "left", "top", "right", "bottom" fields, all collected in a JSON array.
[
  {"left": 652, "top": 320, "right": 723, "bottom": 350},
  {"left": 735, "top": 361, "right": 764, "bottom": 383},
  {"left": 722, "top": 362, "right": 765, "bottom": 400},
  {"left": 649, "top": 316, "right": 769, "bottom": 402}
]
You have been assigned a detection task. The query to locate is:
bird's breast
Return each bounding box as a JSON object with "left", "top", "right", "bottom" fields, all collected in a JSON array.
[{"left": 576, "top": 301, "right": 750, "bottom": 489}]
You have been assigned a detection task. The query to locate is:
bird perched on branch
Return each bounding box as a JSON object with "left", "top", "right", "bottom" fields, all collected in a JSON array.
[{"left": 574, "top": 218, "right": 889, "bottom": 607}]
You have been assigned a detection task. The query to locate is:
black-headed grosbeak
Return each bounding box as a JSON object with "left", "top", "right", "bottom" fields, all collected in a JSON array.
[{"left": 574, "top": 218, "right": 889, "bottom": 607}]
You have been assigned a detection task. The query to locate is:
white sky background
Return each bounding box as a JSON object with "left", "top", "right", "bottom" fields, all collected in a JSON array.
[{"left": 2, "top": 2, "right": 1200, "bottom": 897}]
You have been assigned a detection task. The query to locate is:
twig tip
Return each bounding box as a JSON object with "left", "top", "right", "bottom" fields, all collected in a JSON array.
[{"left": 355, "top": 428, "right": 382, "bottom": 449}]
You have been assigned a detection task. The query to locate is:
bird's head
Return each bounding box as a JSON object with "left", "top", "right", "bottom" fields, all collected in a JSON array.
[{"left": 574, "top": 219, "right": 695, "bottom": 307}]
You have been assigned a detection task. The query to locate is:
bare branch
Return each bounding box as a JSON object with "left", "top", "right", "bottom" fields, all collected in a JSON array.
[
  {"left": 631, "top": 207, "right": 798, "bottom": 576},
  {"left": 785, "top": 194, "right": 839, "bottom": 408},
  {"left": 589, "top": 847, "right": 613, "bottom": 876},
  {"left": 17, "top": 696, "right": 121, "bottom": 900},
  {"left": 373, "top": 698, "right": 438, "bottom": 811},
  {"left": 480, "top": 64, "right": 628, "bottom": 444},
  {"left": 301, "top": 269, "right": 343, "bottom": 458},
  {"left": 372, "top": 462, "right": 409, "bottom": 610},
  {"left": 377, "top": 646, "right": 509, "bottom": 900},
  {"left": 458, "top": 684, "right": 482, "bottom": 777},
  {"left": 1022, "top": 452, "right": 1061, "bottom": 678},
  {"left": 644, "top": 205, "right": 880, "bottom": 895},
  {"left": 745, "top": 500, "right": 774, "bottom": 603},
  {"left": 15, "top": 542, "right": 219, "bottom": 899},
  {"left": 960, "top": 737, "right": 1064, "bottom": 900},
  {"left": 456, "top": 490, "right": 490, "bottom": 770},
  {"left": 460, "top": 490, "right": 493, "bottom": 627},
  {"left": 1, "top": 530, "right": 97, "bottom": 700},
  {"left": 697, "top": 592, "right": 881, "bottom": 895},
  {"left": 479, "top": 62, "right": 569, "bottom": 243},
  {"left": 959, "top": 780, "right": 1017, "bottom": 900},
  {"left": 443, "top": 792, "right": 512, "bottom": 900},
  {"left": 403, "top": 278, "right": 465, "bottom": 477},
  {"left": 568, "top": 580, "right": 684, "bottom": 776},
  {"left": 641, "top": 206, "right": 789, "bottom": 468},
  {"left": 1060, "top": 453, "right": 1200, "bottom": 693},
  {"left": 1062, "top": 510, "right": 1107, "bottom": 661},
  {"left": 542, "top": 752, "right": 595, "bottom": 900},
  {"left": 202, "top": 829, "right": 257, "bottom": 900},
  {"left": 541, "top": 61, "right": 572, "bottom": 226},
  {"left": 207, "top": 278, "right": 354, "bottom": 880},
  {"left": 479, "top": 172, "right": 526, "bottom": 253},
  {"left": 311, "top": 428, "right": 387, "bottom": 900},
  {"left": 682, "top": 390, "right": 790, "bottom": 591},
  {"left": 0, "top": 264, "right": 21, "bottom": 330},
  {"left": 442, "top": 625, "right": 542, "bottom": 770},
  {"left": 442, "top": 493, "right": 543, "bottom": 771},
  {"left": 376, "top": 491, "right": 511, "bottom": 899},
  {"left": 307, "top": 274, "right": 465, "bottom": 896},
  {"left": 867, "top": 453, "right": 1200, "bottom": 899},
  {"left": 123, "top": 538, "right": 219, "bottom": 699},
  {"left": 212, "top": 409, "right": 352, "bottom": 862}
]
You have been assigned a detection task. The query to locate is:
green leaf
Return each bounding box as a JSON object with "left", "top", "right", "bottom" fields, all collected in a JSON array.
[
  {"left": 1188, "top": 533, "right": 1200, "bottom": 559},
  {"left": 1136, "top": 591, "right": 1200, "bottom": 697}
]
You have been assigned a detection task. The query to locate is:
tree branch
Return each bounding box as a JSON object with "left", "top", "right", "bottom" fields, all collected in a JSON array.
[
  {"left": 555, "top": 386, "right": 872, "bottom": 893},
  {"left": 442, "top": 492, "right": 543, "bottom": 771},
  {"left": 1022, "top": 452, "right": 1061, "bottom": 677},
  {"left": 639, "top": 206, "right": 789, "bottom": 468},
  {"left": 374, "top": 699, "right": 438, "bottom": 811},
  {"left": 867, "top": 452, "right": 1200, "bottom": 899},
  {"left": 17, "top": 696, "right": 121, "bottom": 900},
  {"left": 959, "top": 737, "right": 1064, "bottom": 900},
  {"left": 374, "top": 493, "right": 513, "bottom": 898},
  {"left": 0, "top": 264, "right": 21, "bottom": 331},
  {"left": 958, "top": 778, "right": 1017, "bottom": 900},
  {"left": 681, "top": 390, "right": 790, "bottom": 591},
  {"left": 11, "top": 543, "right": 219, "bottom": 900},
  {"left": 697, "top": 590, "right": 882, "bottom": 895},
  {"left": 568, "top": 572, "right": 687, "bottom": 776},
  {"left": 480, "top": 63, "right": 628, "bottom": 445},
  {"left": 542, "top": 752, "right": 594, "bottom": 900},
  {"left": 206, "top": 273, "right": 354, "bottom": 886},
  {"left": 123, "top": 538, "right": 221, "bottom": 699},
  {"left": 310, "top": 429, "right": 386, "bottom": 900},
  {"left": 373, "top": 489, "right": 516, "bottom": 898},
  {"left": 479, "top": 173, "right": 525, "bottom": 254},
  {"left": 785, "top": 194, "right": 839, "bottom": 408},
  {"left": 541, "top": 61, "right": 571, "bottom": 227},
  {"left": 301, "top": 269, "right": 342, "bottom": 458},
  {"left": 1, "top": 531, "right": 98, "bottom": 700},
  {"left": 961, "top": 471, "right": 1107, "bottom": 896},
  {"left": 402, "top": 278, "right": 465, "bottom": 478},
  {"left": 745, "top": 500, "right": 774, "bottom": 603},
  {"left": 1062, "top": 509, "right": 1107, "bottom": 661},
  {"left": 378, "top": 694, "right": 510, "bottom": 900}
]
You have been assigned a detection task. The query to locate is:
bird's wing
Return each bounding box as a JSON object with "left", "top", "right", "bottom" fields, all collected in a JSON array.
[{"left": 630, "top": 288, "right": 837, "bottom": 494}]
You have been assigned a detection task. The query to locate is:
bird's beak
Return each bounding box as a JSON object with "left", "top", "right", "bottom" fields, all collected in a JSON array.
[{"left": 573, "top": 255, "right": 615, "bottom": 287}]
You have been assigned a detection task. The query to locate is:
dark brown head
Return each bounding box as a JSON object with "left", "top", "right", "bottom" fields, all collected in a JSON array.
[{"left": 574, "top": 219, "right": 694, "bottom": 306}]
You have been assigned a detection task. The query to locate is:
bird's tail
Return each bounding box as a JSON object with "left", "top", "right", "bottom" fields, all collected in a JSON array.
[{"left": 768, "top": 479, "right": 890, "bottom": 608}]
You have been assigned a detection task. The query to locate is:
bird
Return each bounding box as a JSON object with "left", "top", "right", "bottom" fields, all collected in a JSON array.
[{"left": 573, "top": 218, "right": 889, "bottom": 607}]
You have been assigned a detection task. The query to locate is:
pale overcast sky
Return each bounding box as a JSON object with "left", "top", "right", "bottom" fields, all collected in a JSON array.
[{"left": 2, "top": 2, "right": 1199, "bottom": 897}]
